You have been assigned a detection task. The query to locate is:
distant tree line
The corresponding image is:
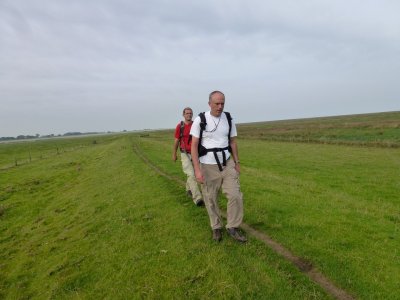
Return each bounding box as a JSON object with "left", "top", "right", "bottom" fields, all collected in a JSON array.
[
  {"left": 0, "top": 134, "right": 40, "bottom": 141},
  {"left": 0, "top": 131, "right": 110, "bottom": 141}
]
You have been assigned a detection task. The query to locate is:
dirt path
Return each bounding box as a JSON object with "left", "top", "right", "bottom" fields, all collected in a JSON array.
[{"left": 132, "top": 143, "right": 354, "bottom": 300}]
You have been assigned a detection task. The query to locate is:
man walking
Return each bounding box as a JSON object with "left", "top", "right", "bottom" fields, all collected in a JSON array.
[
  {"left": 190, "top": 91, "right": 246, "bottom": 243},
  {"left": 173, "top": 107, "right": 204, "bottom": 207}
]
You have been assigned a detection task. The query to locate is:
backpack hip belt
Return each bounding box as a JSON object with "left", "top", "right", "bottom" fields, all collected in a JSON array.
[{"left": 205, "top": 146, "right": 230, "bottom": 171}]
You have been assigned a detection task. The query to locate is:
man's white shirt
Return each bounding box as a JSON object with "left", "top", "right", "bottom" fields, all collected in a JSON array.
[{"left": 190, "top": 111, "right": 237, "bottom": 164}]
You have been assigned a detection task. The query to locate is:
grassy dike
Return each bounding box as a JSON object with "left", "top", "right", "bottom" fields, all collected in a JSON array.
[
  {"left": 134, "top": 126, "right": 400, "bottom": 299},
  {"left": 1, "top": 134, "right": 328, "bottom": 299}
]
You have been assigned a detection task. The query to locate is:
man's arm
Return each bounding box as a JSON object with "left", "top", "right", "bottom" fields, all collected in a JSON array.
[
  {"left": 230, "top": 137, "right": 240, "bottom": 173},
  {"left": 172, "top": 138, "right": 180, "bottom": 162},
  {"left": 191, "top": 136, "right": 204, "bottom": 183}
]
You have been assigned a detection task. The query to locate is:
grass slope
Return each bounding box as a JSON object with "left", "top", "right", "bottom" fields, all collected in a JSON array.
[
  {"left": 239, "top": 111, "right": 400, "bottom": 147},
  {"left": 131, "top": 111, "right": 400, "bottom": 299},
  {"left": 1, "top": 134, "right": 328, "bottom": 299},
  {"left": 1, "top": 111, "right": 398, "bottom": 299},
  {"left": 240, "top": 140, "right": 399, "bottom": 299}
]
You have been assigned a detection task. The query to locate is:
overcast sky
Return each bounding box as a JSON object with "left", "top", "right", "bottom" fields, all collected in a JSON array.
[{"left": 1, "top": 0, "right": 399, "bottom": 137}]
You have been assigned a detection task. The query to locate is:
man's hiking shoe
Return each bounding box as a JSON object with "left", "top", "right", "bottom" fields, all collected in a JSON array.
[
  {"left": 195, "top": 199, "right": 205, "bottom": 207},
  {"left": 186, "top": 190, "right": 192, "bottom": 197},
  {"left": 212, "top": 229, "right": 222, "bottom": 242},
  {"left": 227, "top": 228, "right": 247, "bottom": 243}
]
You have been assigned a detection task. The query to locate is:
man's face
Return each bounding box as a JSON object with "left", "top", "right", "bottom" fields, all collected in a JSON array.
[
  {"left": 183, "top": 109, "right": 193, "bottom": 122},
  {"left": 209, "top": 93, "right": 225, "bottom": 117}
]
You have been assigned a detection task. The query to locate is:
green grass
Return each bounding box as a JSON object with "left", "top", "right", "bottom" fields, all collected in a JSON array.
[
  {"left": 239, "top": 111, "right": 400, "bottom": 147},
  {"left": 127, "top": 111, "right": 400, "bottom": 299},
  {"left": 1, "top": 111, "right": 399, "bottom": 299},
  {"left": 1, "top": 134, "right": 328, "bottom": 299},
  {"left": 239, "top": 141, "right": 399, "bottom": 299},
  {"left": 0, "top": 134, "right": 116, "bottom": 169}
]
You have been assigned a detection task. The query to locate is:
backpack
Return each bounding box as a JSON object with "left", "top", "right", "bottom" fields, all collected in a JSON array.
[
  {"left": 179, "top": 121, "right": 185, "bottom": 140},
  {"left": 198, "top": 111, "right": 232, "bottom": 171},
  {"left": 179, "top": 121, "right": 191, "bottom": 152}
]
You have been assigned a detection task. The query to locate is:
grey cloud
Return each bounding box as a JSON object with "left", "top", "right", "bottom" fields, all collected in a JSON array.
[{"left": 0, "top": 0, "right": 399, "bottom": 136}]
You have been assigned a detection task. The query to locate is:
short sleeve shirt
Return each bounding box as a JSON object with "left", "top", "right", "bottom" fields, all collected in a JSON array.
[
  {"left": 190, "top": 111, "right": 237, "bottom": 164},
  {"left": 174, "top": 122, "right": 192, "bottom": 153}
]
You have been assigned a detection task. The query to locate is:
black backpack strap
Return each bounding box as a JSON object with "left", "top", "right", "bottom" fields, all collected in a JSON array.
[
  {"left": 224, "top": 112, "right": 232, "bottom": 138},
  {"left": 179, "top": 121, "right": 184, "bottom": 140},
  {"left": 207, "top": 146, "right": 229, "bottom": 171},
  {"left": 213, "top": 151, "right": 222, "bottom": 171},
  {"left": 179, "top": 121, "right": 185, "bottom": 152},
  {"left": 199, "top": 112, "right": 206, "bottom": 136},
  {"left": 198, "top": 112, "right": 206, "bottom": 153},
  {"left": 180, "top": 121, "right": 193, "bottom": 148},
  {"left": 188, "top": 133, "right": 192, "bottom": 145},
  {"left": 224, "top": 112, "right": 232, "bottom": 152}
]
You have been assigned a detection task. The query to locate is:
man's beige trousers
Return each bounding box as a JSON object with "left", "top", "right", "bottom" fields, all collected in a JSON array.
[
  {"left": 200, "top": 159, "right": 243, "bottom": 229},
  {"left": 180, "top": 152, "right": 202, "bottom": 203}
]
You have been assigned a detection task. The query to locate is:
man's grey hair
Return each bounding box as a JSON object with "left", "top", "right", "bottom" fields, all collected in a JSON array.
[{"left": 209, "top": 91, "right": 225, "bottom": 102}]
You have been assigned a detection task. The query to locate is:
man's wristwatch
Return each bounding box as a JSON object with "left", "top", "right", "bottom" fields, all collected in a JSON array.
[{"left": 235, "top": 160, "right": 240, "bottom": 164}]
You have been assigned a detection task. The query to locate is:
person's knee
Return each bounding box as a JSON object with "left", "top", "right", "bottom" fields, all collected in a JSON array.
[{"left": 227, "top": 193, "right": 243, "bottom": 205}]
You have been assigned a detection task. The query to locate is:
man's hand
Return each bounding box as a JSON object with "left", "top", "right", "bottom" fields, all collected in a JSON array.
[
  {"left": 234, "top": 162, "right": 240, "bottom": 174},
  {"left": 173, "top": 138, "right": 180, "bottom": 162},
  {"left": 195, "top": 169, "right": 204, "bottom": 184}
]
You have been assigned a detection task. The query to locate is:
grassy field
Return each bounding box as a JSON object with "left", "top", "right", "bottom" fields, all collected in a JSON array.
[
  {"left": 1, "top": 112, "right": 399, "bottom": 299},
  {"left": 0, "top": 134, "right": 112, "bottom": 169},
  {"left": 239, "top": 111, "right": 400, "bottom": 147}
]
